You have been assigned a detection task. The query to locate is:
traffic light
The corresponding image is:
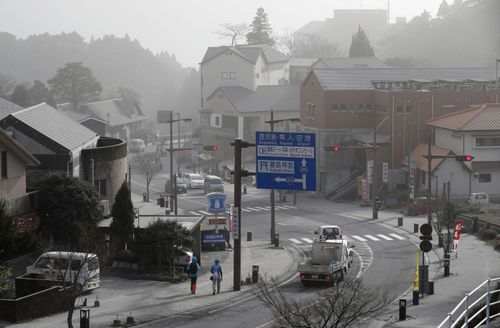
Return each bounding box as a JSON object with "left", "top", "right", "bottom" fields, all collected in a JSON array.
[
  {"left": 419, "top": 223, "right": 433, "bottom": 253},
  {"left": 203, "top": 145, "right": 218, "bottom": 151},
  {"left": 323, "top": 145, "right": 341, "bottom": 152},
  {"left": 455, "top": 155, "right": 473, "bottom": 161}
]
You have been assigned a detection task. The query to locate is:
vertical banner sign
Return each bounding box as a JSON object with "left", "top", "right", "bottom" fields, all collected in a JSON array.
[
  {"left": 382, "top": 162, "right": 389, "bottom": 184},
  {"left": 232, "top": 207, "right": 239, "bottom": 240},
  {"left": 228, "top": 203, "right": 234, "bottom": 232},
  {"left": 413, "top": 251, "right": 420, "bottom": 292},
  {"left": 367, "top": 160, "right": 374, "bottom": 184}
]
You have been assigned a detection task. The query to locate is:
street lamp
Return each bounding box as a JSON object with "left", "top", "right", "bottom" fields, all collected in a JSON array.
[
  {"left": 158, "top": 111, "right": 192, "bottom": 215},
  {"left": 264, "top": 108, "right": 300, "bottom": 244}
]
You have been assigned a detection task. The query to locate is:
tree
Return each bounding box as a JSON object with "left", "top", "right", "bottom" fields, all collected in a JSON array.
[
  {"left": 256, "top": 276, "right": 390, "bottom": 328},
  {"left": 0, "top": 74, "right": 15, "bottom": 99},
  {"left": 115, "top": 86, "right": 141, "bottom": 106},
  {"left": 349, "top": 26, "right": 375, "bottom": 58},
  {"left": 0, "top": 200, "right": 16, "bottom": 260},
  {"left": 215, "top": 23, "right": 250, "bottom": 46},
  {"left": 47, "top": 62, "right": 102, "bottom": 110},
  {"left": 246, "top": 7, "right": 274, "bottom": 46},
  {"left": 10, "top": 84, "right": 32, "bottom": 107},
  {"left": 0, "top": 264, "right": 13, "bottom": 298},
  {"left": 276, "top": 31, "right": 342, "bottom": 58},
  {"left": 37, "top": 172, "right": 103, "bottom": 248},
  {"left": 110, "top": 182, "right": 135, "bottom": 250},
  {"left": 27, "top": 80, "right": 49, "bottom": 105},
  {"left": 132, "top": 152, "right": 162, "bottom": 202},
  {"left": 437, "top": 0, "right": 451, "bottom": 18},
  {"left": 141, "top": 219, "right": 193, "bottom": 277}
]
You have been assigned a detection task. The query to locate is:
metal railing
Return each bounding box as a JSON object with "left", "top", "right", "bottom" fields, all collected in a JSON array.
[{"left": 437, "top": 277, "right": 500, "bottom": 328}]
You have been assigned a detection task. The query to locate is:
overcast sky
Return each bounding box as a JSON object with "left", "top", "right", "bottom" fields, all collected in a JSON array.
[{"left": 0, "top": 0, "right": 443, "bottom": 68}]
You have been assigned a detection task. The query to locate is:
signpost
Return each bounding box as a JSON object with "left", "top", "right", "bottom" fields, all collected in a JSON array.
[
  {"left": 232, "top": 208, "right": 239, "bottom": 240},
  {"left": 382, "top": 162, "right": 389, "bottom": 184},
  {"left": 367, "top": 160, "right": 374, "bottom": 184},
  {"left": 255, "top": 132, "right": 316, "bottom": 191}
]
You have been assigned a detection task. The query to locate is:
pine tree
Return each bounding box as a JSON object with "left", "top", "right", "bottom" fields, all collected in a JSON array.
[
  {"left": 437, "top": 0, "right": 450, "bottom": 18},
  {"left": 348, "top": 26, "right": 375, "bottom": 58},
  {"left": 110, "top": 182, "right": 135, "bottom": 249},
  {"left": 246, "top": 7, "right": 274, "bottom": 46},
  {"left": 10, "top": 84, "right": 32, "bottom": 107}
]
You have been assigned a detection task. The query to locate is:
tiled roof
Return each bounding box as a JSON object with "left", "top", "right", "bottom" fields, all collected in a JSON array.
[
  {"left": 235, "top": 85, "right": 300, "bottom": 113},
  {"left": 312, "top": 67, "right": 496, "bottom": 91},
  {"left": 0, "top": 97, "right": 24, "bottom": 120},
  {"left": 80, "top": 99, "right": 148, "bottom": 127},
  {"left": 58, "top": 108, "right": 107, "bottom": 124},
  {"left": 409, "top": 143, "right": 452, "bottom": 172},
  {"left": 201, "top": 45, "right": 288, "bottom": 64},
  {"left": 426, "top": 104, "right": 500, "bottom": 131},
  {"left": 208, "top": 86, "right": 253, "bottom": 107},
  {"left": 11, "top": 103, "right": 98, "bottom": 151},
  {"left": 289, "top": 58, "right": 317, "bottom": 67},
  {"left": 311, "top": 57, "right": 387, "bottom": 69},
  {"left": 0, "top": 128, "right": 39, "bottom": 167}
]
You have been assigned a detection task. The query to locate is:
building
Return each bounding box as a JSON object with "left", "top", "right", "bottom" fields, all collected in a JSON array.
[
  {"left": 200, "top": 45, "right": 289, "bottom": 108},
  {"left": 300, "top": 67, "right": 499, "bottom": 196},
  {"left": 0, "top": 96, "right": 24, "bottom": 120},
  {"left": 0, "top": 103, "right": 127, "bottom": 206}
]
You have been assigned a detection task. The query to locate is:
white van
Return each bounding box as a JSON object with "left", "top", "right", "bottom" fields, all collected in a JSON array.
[
  {"left": 314, "top": 225, "right": 343, "bottom": 241},
  {"left": 468, "top": 192, "right": 490, "bottom": 204},
  {"left": 26, "top": 252, "right": 100, "bottom": 292}
]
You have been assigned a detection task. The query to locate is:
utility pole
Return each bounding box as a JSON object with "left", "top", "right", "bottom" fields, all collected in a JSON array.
[
  {"left": 264, "top": 109, "right": 300, "bottom": 243},
  {"left": 427, "top": 138, "right": 432, "bottom": 225},
  {"left": 372, "top": 111, "right": 378, "bottom": 220},
  {"left": 231, "top": 138, "right": 255, "bottom": 291}
]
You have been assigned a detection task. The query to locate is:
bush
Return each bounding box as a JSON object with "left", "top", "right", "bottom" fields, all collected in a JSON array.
[{"left": 479, "top": 229, "right": 498, "bottom": 241}]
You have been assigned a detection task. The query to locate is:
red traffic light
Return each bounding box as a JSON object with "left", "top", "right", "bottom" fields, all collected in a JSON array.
[
  {"left": 203, "top": 145, "right": 218, "bottom": 151},
  {"left": 455, "top": 155, "right": 474, "bottom": 161},
  {"left": 323, "top": 145, "right": 341, "bottom": 152}
]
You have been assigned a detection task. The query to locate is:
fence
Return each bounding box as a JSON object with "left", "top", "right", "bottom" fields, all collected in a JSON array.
[{"left": 437, "top": 277, "right": 500, "bottom": 328}]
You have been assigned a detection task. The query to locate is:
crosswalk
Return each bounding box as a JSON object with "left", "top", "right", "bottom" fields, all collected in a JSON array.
[
  {"left": 187, "top": 204, "right": 297, "bottom": 216},
  {"left": 288, "top": 232, "right": 408, "bottom": 245}
]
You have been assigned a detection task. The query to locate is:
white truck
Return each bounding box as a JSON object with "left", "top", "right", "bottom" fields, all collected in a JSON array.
[{"left": 298, "top": 239, "right": 350, "bottom": 286}]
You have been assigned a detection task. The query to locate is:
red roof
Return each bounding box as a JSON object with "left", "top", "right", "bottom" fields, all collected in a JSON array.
[
  {"left": 426, "top": 103, "right": 500, "bottom": 131},
  {"left": 409, "top": 143, "right": 452, "bottom": 172}
]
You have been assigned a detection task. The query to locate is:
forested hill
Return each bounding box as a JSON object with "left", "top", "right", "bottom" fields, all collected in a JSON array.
[{"left": 0, "top": 32, "right": 200, "bottom": 118}]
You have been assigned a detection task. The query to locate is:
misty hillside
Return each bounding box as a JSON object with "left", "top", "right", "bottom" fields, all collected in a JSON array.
[
  {"left": 378, "top": 0, "right": 500, "bottom": 67},
  {"left": 0, "top": 32, "right": 200, "bottom": 119}
]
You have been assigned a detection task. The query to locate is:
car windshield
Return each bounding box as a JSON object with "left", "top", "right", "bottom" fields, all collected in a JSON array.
[{"left": 190, "top": 174, "right": 202, "bottom": 180}]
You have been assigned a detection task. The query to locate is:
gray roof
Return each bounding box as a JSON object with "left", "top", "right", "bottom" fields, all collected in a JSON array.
[
  {"left": 11, "top": 103, "right": 98, "bottom": 151},
  {"left": 208, "top": 86, "right": 253, "bottom": 107},
  {"left": 311, "top": 57, "right": 388, "bottom": 69},
  {"left": 58, "top": 109, "right": 107, "bottom": 124},
  {"left": 312, "top": 67, "right": 497, "bottom": 91},
  {"left": 234, "top": 85, "right": 300, "bottom": 113},
  {"left": 201, "top": 45, "right": 288, "bottom": 64},
  {"left": 80, "top": 99, "right": 148, "bottom": 127},
  {"left": 0, "top": 97, "right": 24, "bottom": 120},
  {"left": 289, "top": 58, "right": 317, "bottom": 67}
]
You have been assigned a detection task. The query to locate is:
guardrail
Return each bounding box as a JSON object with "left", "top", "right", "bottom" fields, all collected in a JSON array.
[{"left": 437, "top": 277, "right": 500, "bottom": 328}]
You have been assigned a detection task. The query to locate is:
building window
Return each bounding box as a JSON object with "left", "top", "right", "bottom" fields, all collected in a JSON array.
[
  {"left": 396, "top": 105, "right": 404, "bottom": 113},
  {"left": 221, "top": 72, "right": 228, "bottom": 80},
  {"left": 366, "top": 104, "right": 372, "bottom": 110},
  {"left": 332, "top": 104, "right": 339, "bottom": 111},
  {"left": 340, "top": 104, "right": 347, "bottom": 111},
  {"left": 308, "top": 103, "right": 316, "bottom": 119},
  {"left": 256, "top": 73, "right": 260, "bottom": 79},
  {"left": 229, "top": 72, "right": 236, "bottom": 80},
  {"left": 1, "top": 151, "right": 6, "bottom": 178},
  {"left": 94, "top": 179, "right": 107, "bottom": 197},
  {"left": 421, "top": 172, "right": 426, "bottom": 185},
  {"left": 475, "top": 136, "right": 500, "bottom": 147},
  {"left": 406, "top": 105, "right": 412, "bottom": 113},
  {"left": 478, "top": 173, "right": 491, "bottom": 183}
]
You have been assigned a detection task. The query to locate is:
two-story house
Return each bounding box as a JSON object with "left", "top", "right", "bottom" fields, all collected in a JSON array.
[
  {"left": 0, "top": 103, "right": 128, "bottom": 206},
  {"left": 415, "top": 103, "right": 500, "bottom": 200},
  {"left": 200, "top": 44, "right": 289, "bottom": 108}
]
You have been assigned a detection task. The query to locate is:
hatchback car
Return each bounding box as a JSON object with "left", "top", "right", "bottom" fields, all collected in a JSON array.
[
  {"left": 184, "top": 173, "right": 204, "bottom": 189},
  {"left": 204, "top": 175, "right": 224, "bottom": 194},
  {"left": 174, "top": 247, "right": 193, "bottom": 270},
  {"left": 165, "top": 177, "right": 188, "bottom": 194}
]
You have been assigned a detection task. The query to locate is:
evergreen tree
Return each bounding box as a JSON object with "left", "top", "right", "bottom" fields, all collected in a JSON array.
[
  {"left": 246, "top": 7, "right": 274, "bottom": 46},
  {"left": 10, "top": 84, "right": 31, "bottom": 107},
  {"left": 437, "top": 0, "right": 451, "bottom": 18},
  {"left": 27, "top": 80, "right": 49, "bottom": 105},
  {"left": 348, "top": 26, "right": 375, "bottom": 58},
  {"left": 110, "top": 182, "right": 135, "bottom": 249}
]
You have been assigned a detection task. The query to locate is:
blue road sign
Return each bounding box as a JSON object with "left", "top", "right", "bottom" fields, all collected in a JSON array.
[
  {"left": 202, "top": 232, "right": 225, "bottom": 244},
  {"left": 255, "top": 132, "right": 316, "bottom": 191},
  {"left": 207, "top": 192, "right": 226, "bottom": 214}
]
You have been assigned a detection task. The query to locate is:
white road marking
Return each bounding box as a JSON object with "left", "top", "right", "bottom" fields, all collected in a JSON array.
[
  {"left": 254, "top": 206, "right": 269, "bottom": 211},
  {"left": 289, "top": 238, "right": 302, "bottom": 244},
  {"left": 245, "top": 207, "right": 261, "bottom": 212},
  {"left": 377, "top": 234, "right": 393, "bottom": 241},
  {"left": 301, "top": 237, "right": 314, "bottom": 243},
  {"left": 198, "top": 210, "right": 213, "bottom": 216},
  {"left": 389, "top": 233, "right": 406, "bottom": 240},
  {"left": 274, "top": 206, "right": 288, "bottom": 210},
  {"left": 351, "top": 235, "right": 367, "bottom": 241},
  {"left": 364, "top": 234, "right": 380, "bottom": 241},
  {"left": 280, "top": 205, "right": 297, "bottom": 209},
  {"left": 261, "top": 206, "right": 272, "bottom": 210},
  {"left": 241, "top": 208, "right": 251, "bottom": 212}
]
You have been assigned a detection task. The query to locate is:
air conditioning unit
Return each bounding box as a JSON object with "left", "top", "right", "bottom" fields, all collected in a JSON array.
[{"left": 99, "top": 200, "right": 110, "bottom": 217}]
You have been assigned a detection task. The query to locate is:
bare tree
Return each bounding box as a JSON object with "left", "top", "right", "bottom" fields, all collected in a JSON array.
[
  {"left": 275, "top": 30, "right": 343, "bottom": 58},
  {"left": 132, "top": 152, "right": 162, "bottom": 201},
  {"left": 214, "top": 23, "right": 250, "bottom": 46},
  {"left": 255, "top": 276, "right": 390, "bottom": 328},
  {"left": 0, "top": 74, "right": 16, "bottom": 98}
]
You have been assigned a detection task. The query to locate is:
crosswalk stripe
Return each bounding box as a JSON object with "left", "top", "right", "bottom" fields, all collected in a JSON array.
[
  {"left": 364, "top": 235, "right": 380, "bottom": 241},
  {"left": 245, "top": 207, "right": 260, "bottom": 212},
  {"left": 351, "top": 235, "right": 367, "bottom": 241},
  {"left": 261, "top": 206, "right": 272, "bottom": 210},
  {"left": 198, "top": 210, "right": 213, "bottom": 216},
  {"left": 189, "top": 211, "right": 200, "bottom": 215},
  {"left": 241, "top": 208, "right": 251, "bottom": 212},
  {"left": 280, "top": 205, "right": 296, "bottom": 209},
  {"left": 274, "top": 206, "right": 288, "bottom": 210},
  {"left": 301, "top": 237, "right": 314, "bottom": 243},
  {"left": 389, "top": 233, "right": 406, "bottom": 240},
  {"left": 289, "top": 238, "right": 302, "bottom": 244},
  {"left": 377, "top": 234, "right": 393, "bottom": 241},
  {"left": 254, "top": 207, "right": 269, "bottom": 211}
]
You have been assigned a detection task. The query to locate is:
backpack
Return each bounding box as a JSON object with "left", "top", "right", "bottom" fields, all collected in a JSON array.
[{"left": 189, "top": 262, "right": 197, "bottom": 274}]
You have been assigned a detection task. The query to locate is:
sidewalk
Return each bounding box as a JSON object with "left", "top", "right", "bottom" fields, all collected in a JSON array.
[{"left": 344, "top": 209, "right": 500, "bottom": 328}]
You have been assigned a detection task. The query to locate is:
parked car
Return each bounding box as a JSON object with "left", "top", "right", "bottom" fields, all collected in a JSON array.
[
  {"left": 204, "top": 175, "right": 224, "bottom": 194},
  {"left": 128, "top": 139, "right": 146, "bottom": 153},
  {"left": 468, "top": 192, "right": 490, "bottom": 204},
  {"left": 174, "top": 246, "right": 193, "bottom": 270},
  {"left": 314, "top": 225, "right": 343, "bottom": 241},
  {"left": 184, "top": 173, "right": 204, "bottom": 189},
  {"left": 165, "top": 177, "right": 188, "bottom": 194}
]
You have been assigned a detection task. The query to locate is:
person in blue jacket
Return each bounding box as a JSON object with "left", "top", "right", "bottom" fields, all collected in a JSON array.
[
  {"left": 188, "top": 256, "right": 200, "bottom": 294},
  {"left": 210, "top": 259, "right": 223, "bottom": 295}
]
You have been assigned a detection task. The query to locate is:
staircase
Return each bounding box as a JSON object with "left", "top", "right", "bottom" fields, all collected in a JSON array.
[{"left": 327, "top": 172, "right": 363, "bottom": 202}]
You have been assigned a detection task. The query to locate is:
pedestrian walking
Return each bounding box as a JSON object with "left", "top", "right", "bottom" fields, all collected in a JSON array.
[
  {"left": 188, "top": 256, "right": 200, "bottom": 294},
  {"left": 210, "top": 259, "right": 223, "bottom": 295}
]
